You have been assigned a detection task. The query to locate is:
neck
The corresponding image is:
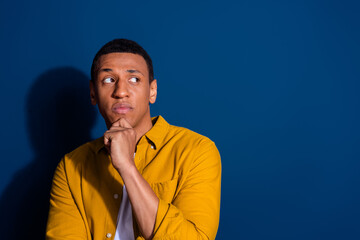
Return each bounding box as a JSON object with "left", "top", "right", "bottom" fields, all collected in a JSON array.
[{"left": 133, "top": 114, "right": 153, "bottom": 143}]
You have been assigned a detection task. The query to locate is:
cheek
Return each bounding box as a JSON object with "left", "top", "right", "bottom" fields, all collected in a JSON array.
[
  {"left": 137, "top": 91, "right": 151, "bottom": 107},
  {"left": 97, "top": 87, "right": 112, "bottom": 101},
  {"left": 96, "top": 93, "right": 112, "bottom": 112}
]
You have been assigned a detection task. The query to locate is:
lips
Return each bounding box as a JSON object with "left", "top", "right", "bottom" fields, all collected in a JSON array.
[{"left": 112, "top": 102, "right": 133, "bottom": 114}]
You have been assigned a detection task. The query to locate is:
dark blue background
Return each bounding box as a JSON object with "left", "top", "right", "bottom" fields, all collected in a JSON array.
[{"left": 1, "top": 0, "right": 359, "bottom": 239}]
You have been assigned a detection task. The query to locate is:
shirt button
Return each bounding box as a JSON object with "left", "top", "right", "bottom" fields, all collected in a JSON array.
[
  {"left": 114, "top": 193, "right": 119, "bottom": 199},
  {"left": 106, "top": 233, "right": 112, "bottom": 238}
]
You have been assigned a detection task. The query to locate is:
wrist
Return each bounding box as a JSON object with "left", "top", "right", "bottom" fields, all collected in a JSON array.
[{"left": 115, "top": 159, "right": 137, "bottom": 178}]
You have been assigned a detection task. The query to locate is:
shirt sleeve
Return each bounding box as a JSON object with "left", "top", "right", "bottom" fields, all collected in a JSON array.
[
  {"left": 46, "top": 158, "right": 88, "bottom": 240},
  {"left": 152, "top": 140, "right": 222, "bottom": 240}
]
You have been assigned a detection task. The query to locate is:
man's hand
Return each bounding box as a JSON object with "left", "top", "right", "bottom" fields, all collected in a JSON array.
[{"left": 104, "top": 118, "right": 137, "bottom": 173}]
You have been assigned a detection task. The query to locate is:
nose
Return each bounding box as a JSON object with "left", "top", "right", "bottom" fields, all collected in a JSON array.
[{"left": 112, "top": 79, "right": 129, "bottom": 99}]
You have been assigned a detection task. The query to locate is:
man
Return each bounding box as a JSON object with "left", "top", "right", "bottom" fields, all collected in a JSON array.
[{"left": 46, "top": 39, "right": 221, "bottom": 240}]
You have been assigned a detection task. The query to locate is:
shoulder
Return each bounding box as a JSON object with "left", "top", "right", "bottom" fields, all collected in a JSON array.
[
  {"left": 151, "top": 115, "right": 217, "bottom": 152},
  {"left": 164, "top": 123, "right": 221, "bottom": 167},
  {"left": 164, "top": 122, "right": 221, "bottom": 185},
  {"left": 166, "top": 123, "right": 217, "bottom": 151}
]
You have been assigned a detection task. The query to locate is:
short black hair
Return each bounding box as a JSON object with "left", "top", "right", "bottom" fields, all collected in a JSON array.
[{"left": 91, "top": 39, "right": 154, "bottom": 82}]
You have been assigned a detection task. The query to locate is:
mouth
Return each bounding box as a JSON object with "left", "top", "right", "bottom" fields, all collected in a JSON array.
[{"left": 112, "top": 102, "right": 133, "bottom": 114}]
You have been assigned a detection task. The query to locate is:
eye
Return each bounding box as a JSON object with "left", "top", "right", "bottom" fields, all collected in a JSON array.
[
  {"left": 129, "top": 77, "right": 139, "bottom": 83},
  {"left": 103, "top": 77, "right": 115, "bottom": 83}
]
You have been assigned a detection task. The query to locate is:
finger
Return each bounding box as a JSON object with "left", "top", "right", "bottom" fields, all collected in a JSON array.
[
  {"left": 119, "top": 118, "right": 132, "bottom": 128},
  {"left": 104, "top": 131, "right": 112, "bottom": 147},
  {"left": 108, "top": 125, "right": 126, "bottom": 131}
]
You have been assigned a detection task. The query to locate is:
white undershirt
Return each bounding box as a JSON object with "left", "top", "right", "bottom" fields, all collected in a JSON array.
[
  {"left": 114, "top": 185, "right": 134, "bottom": 240},
  {"left": 114, "top": 152, "right": 135, "bottom": 240}
]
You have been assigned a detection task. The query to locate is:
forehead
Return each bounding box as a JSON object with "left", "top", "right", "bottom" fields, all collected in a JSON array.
[{"left": 97, "top": 52, "right": 148, "bottom": 74}]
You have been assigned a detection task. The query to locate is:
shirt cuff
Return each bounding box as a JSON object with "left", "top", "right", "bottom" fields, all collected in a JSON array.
[{"left": 154, "top": 199, "right": 170, "bottom": 235}]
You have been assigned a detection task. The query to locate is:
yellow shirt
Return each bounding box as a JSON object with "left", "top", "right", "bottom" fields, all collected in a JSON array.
[{"left": 46, "top": 116, "right": 221, "bottom": 240}]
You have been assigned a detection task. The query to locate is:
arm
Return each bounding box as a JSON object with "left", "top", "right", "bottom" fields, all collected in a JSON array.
[
  {"left": 153, "top": 140, "right": 221, "bottom": 240},
  {"left": 46, "top": 159, "right": 88, "bottom": 240},
  {"left": 120, "top": 164, "right": 159, "bottom": 239}
]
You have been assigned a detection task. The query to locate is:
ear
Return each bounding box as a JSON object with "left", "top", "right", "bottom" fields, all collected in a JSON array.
[
  {"left": 89, "top": 80, "right": 97, "bottom": 105},
  {"left": 149, "top": 79, "right": 157, "bottom": 104}
]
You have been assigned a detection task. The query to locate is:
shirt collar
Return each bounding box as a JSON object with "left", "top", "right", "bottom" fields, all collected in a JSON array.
[
  {"left": 143, "top": 115, "right": 169, "bottom": 150},
  {"left": 94, "top": 115, "right": 169, "bottom": 153}
]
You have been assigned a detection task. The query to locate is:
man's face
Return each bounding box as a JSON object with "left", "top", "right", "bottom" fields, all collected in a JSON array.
[{"left": 90, "top": 52, "right": 157, "bottom": 132}]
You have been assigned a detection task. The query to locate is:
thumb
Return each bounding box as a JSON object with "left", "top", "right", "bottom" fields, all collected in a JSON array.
[{"left": 112, "top": 118, "right": 122, "bottom": 128}]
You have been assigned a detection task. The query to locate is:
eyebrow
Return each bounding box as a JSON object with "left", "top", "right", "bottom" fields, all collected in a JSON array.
[
  {"left": 98, "top": 68, "right": 144, "bottom": 76},
  {"left": 99, "top": 68, "right": 113, "bottom": 73},
  {"left": 126, "top": 69, "right": 144, "bottom": 76}
]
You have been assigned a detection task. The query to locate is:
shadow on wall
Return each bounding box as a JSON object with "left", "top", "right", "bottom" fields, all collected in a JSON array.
[{"left": 0, "top": 67, "right": 96, "bottom": 239}]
